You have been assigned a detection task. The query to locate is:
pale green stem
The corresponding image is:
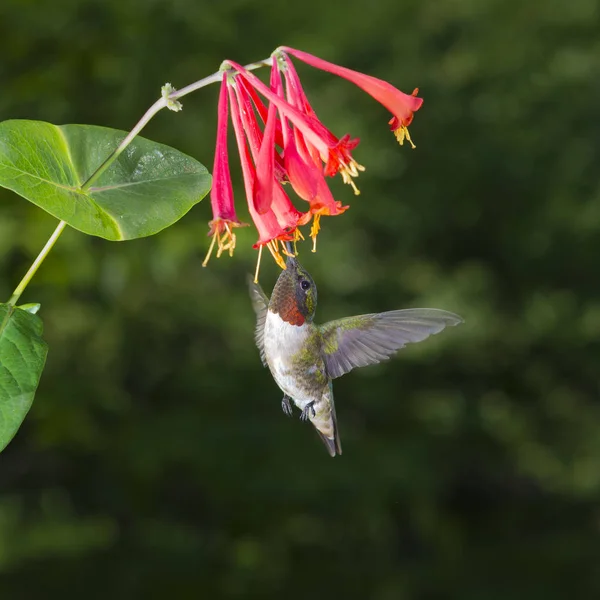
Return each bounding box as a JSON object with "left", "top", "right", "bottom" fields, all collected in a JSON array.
[
  {"left": 80, "top": 57, "right": 273, "bottom": 191},
  {"left": 8, "top": 220, "right": 68, "bottom": 306}
]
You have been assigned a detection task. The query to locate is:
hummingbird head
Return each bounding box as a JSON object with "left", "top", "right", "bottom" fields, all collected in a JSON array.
[{"left": 269, "top": 255, "right": 318, "bottom": 326}]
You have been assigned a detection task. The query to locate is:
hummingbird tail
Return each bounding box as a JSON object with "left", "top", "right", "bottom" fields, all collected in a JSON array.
[
  {"left": 316, "top": 430, "right": 338, "bottom": 457},
  {"left": 310, "top": 387, "right": 342, "bottom": 457}
]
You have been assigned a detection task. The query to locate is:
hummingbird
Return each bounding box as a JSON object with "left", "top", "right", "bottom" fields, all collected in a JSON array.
[{"left": 248, "top": 255, "right": 463, "bottom": 457}]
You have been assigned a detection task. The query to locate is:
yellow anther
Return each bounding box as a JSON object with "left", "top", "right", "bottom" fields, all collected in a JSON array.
[
  {"left": 310, "top": 214, "right": 322, "bottom": 253},
  {"left": 394, "top": 125, "right": 416, "bottom": 149},
  {"left": 339, "top": 159, "right": 365, "bottom": 196},
  {"left": 202, "top": 220, "right": 241, "bottom": 267},
  {"left": 267, "top": 240, "right": 287, "bottom": 270}
]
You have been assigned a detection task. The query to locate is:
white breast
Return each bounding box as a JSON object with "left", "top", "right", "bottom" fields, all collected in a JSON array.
[{"left": 263, "top": 310, "right": 313, "bottom": 407}]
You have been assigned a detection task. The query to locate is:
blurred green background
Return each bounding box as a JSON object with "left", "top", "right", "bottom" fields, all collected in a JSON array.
[{"left": 1, "top": 0, "right": 600, "bottom": 598}]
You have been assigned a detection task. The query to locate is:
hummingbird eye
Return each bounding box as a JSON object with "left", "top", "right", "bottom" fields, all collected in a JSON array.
[{"left": 300, "top": 279, "right": 311, "bottom": 291}]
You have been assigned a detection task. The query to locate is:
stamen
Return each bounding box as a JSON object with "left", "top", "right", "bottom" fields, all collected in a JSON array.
[
  {"left": 346, "top": 160, "right": 365, "bottom": 177},
  {"left": 216, "top": 232, "right": 230, "bottom": 257},
  {"left": 254, "top": 245, "right": 263, "bottom": 283},
  {"left": 216, "top": 234, "right": 225, "bottom": 258},
  {"left": 202, "top": 234, "right": 218, "bottom": 267},
  {"left": 394, "top": 125, "right": 416, "bottom": 149},
  {"left": 310, "top": 214, "right": 322, "bottom": 253},
  {"left": 342, "top": 172, "right": 361, "bottom": 195},
  {"left": 224, "top": 222, "right": 236, "bottom": 257},
  {"left": 280, "top": 240, "right": 295, "bottom": 258},
  {"left": 339, "top": 160, "right": 365, "bottom": 196},
  {"left": 204, "top": 220, "right": 240, "bottom": 266},
  {"left": 291, "top": 228, "right": 304, "bottom": 256},
  {"left": 267, "top": 241, "right": 287, "bottom": 270}
]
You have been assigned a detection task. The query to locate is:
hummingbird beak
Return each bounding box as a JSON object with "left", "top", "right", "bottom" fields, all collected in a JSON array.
[
  {"left": 284, "top": 241, "right": 297, "bottom": 268},
  {"left": 285, "top": 253, "right": 297, "bottom": 268}
]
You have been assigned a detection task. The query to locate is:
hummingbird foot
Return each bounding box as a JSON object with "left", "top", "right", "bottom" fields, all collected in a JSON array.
[
  {"left": 300, "top": 401, "right": 316, "bottom": 421},
  {"left": 281, "top": 395, "right": 294, "bottom": 417}
]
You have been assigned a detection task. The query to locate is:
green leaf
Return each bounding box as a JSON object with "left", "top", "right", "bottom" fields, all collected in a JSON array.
[
  {"left": 0, "top": 120, "right": 211, "bottom": 241},
  {"left": 0, "top": 302, "right": 48, "bottom": 452}
]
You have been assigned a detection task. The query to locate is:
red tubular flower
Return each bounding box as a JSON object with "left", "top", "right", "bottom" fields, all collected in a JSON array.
[
  {"left": 283, "top": 133, "right": 318, "bottom": 202},
  {"left": 265, "top": 62, "right": 345, "bottom": 250},
  {"left": 227, "top": 79, "right": 301, "bottom": 274},
  {"left": 251, "top": 104, "right": 276, "bottom": 216},
  {"left": 226, "top": 60, "right": 364, "bottom": 195},
  {"left": 203, "top": 72, "right": 245, "bottom": 267},
  {"left": 280, "top": 115, "right": 346, "bottom": 250},
  {"left": 236, "top": 76, "right": 287, "bottom": 184},
  {"left": 280, "top": 54, "right": 365, "bottom": 192},
  {"left": 279, "top": 57, "right": 365, "bottom": 193},
  {"left": 231, "top": 76, "right": 307, "bottom": 236},
  {"left": 238, "top": 76, "right": 286, "bottom": 156},
  {"left": 279, "top": 54, "right": 317, "bottom": 118},
  {"left": 203, "top": 49, "right": 422, "bottom": 275},
  {"left": 227, "top": 83, "right": 281, "bottom": 244},
  {"left": 252, "top": 65, "right": 280, "bottom": 216},
  {"left": 279, "top": 46, "right": 423, "bottom": 148},
  {"left": 234, "top": 78, "right": 310, "bottom": 241},
  {"left": 272, "top": 182, "right": 311, "bottom": 232},
  {"left": 279, "top": 55, "right": 323, "bottom": 169}
]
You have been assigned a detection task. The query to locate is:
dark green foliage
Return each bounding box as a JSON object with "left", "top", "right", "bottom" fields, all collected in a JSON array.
[
  {"left": 1, "top": 0, "right": 599, "bottom": 598},
  {"left": 0, "top": 303, "right": 47, "bottom": 451}
]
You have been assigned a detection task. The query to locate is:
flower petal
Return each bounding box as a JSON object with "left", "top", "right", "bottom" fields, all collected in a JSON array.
[
  {"left": 253, "top": 66, "right": 283, "bottom": 215},
  {"left": 228, "top": 81, "right": 289, "bottom": 247},
  {"left": 281, "top": 47, "right": 423, "bottom": 140},
  {"left": 210, "top": 72, "right": 239, "bottom": 224}
]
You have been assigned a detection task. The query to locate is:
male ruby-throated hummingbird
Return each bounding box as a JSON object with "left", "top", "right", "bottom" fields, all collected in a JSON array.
[{"left": 249, "top": 255, "right": 463, "bottom": 457}]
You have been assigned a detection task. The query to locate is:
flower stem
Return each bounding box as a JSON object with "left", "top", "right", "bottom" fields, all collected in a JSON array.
[
  {"left": 7, "top": 220, "right": 68, "bottom": 306},
  {"left": 80, "top": 57, "right": 273, "bottom": 191}
]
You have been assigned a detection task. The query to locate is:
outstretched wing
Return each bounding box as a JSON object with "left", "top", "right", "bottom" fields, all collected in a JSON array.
[
  {"left": 321, "top": 308, "right": 463, "bottom": 379},
  {"left": 247, "top": 276, "right": 270, "bottom": 366}
]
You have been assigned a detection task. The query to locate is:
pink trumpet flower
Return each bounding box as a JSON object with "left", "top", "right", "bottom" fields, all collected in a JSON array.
[
  {"left": 203, "top": 72, "right": 245, "bottom": 267},
  {"left": 226, "top": 60, "right": 364, "bottom": 195},
  {"left": 202, "top": 49, "right": 423, "bottom": 275},
  {"left": 279, "top": 46, "right": 423, "bottom": 148},
  {"left": 228, "top": 80, "right": 301, "bottom": 275}
]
